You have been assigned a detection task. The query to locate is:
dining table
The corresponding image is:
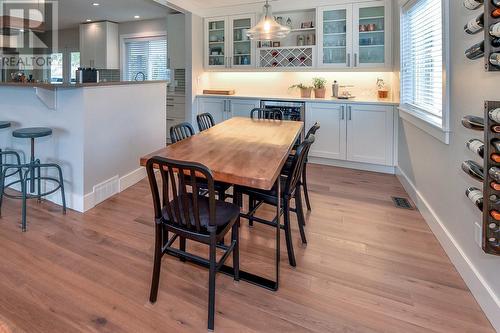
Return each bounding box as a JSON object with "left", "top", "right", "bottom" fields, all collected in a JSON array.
[{"left": 140, "top": 117, "right": 304, "bottom": 291}]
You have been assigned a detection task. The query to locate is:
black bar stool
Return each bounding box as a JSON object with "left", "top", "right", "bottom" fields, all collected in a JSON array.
[
  {"left": 0, "top": 121, "right": 22, "bottom": 217},
  {"left": 0, "top": 127, "right": 66, "bottom": 232}
]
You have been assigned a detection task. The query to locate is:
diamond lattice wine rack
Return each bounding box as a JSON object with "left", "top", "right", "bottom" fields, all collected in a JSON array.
[{"left": 258, "top": 46, "right": 314, "bottom": 68}]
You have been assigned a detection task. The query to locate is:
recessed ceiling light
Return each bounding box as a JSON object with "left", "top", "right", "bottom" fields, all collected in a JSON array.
[
  {"left": 134, "top": 15, "right": 141, "bottom": 19},
  {"left": 86, "top": 19, "right": 92, "bottom": 22},
  {"left": 92, "top": 2, "right": 100, "bottom": 6}
]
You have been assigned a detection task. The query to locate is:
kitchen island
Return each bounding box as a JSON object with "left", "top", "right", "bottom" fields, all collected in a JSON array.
[{"left": 0, "top": 81, "right": 167, "bottom": 212}]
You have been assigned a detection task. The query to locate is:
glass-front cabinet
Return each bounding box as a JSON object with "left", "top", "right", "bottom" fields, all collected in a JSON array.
[
  {"left": 318, "top": 5, "right": 353, "bottom": 68},
  {"left": 318, "top": 0, "right": 390, "bottom": 68},
  {"left": 205, "top": 15, "right": 255, "bottom": 69},
  {"left": 205, "top": 17, "right": 227, "bottom": 68}
]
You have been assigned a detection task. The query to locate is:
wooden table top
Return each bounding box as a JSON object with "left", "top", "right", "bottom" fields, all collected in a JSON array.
[{"left": 140, "top": 117, "right": 303, "bottom": 190}]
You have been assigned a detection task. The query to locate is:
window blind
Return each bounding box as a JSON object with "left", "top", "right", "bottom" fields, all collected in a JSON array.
[
  {"left": 124, "top": 36, "right": 167, "bottom": 81},
  {"left": 401, "top": 0, "right": 443, "bottom": 120}
]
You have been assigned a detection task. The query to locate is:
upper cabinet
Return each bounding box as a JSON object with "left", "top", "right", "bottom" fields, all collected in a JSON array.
[
  {"left": 204, "top": 14, "right": 256, "bottom": 69},
  {"left": 80, "top": 21, "right": 119, "bottom": 69},
  {"left": 167, "top": 14, "right": 186, "bottom": 69},
  {"left": 318, "top": 0, "right": 391, "bottom": 69}
]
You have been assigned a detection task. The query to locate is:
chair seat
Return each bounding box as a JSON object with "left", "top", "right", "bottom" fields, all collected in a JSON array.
[
  {"left": 13, "top": 127, "right": 52, "bottom": 139},
  {"left": 0, "top": 121, "right": 11, "bottom": 129},
  {"left": 162, "top": 195, "right": 240, "bottom": 234}
]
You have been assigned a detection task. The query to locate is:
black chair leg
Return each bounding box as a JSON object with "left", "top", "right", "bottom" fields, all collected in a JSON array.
[
  {"left": 302, "top": 165, "right": 312, "bottom": 211},
  {"left": 248, "top": 195, "right": 254, "bottom": 227},
  {"left": 208, "top": 234, "right": 217, "bottom": 331},
  {"left": 283, "top": 200, "right": 296, "bottom": 267},
  {"left": 232, "top": 218, "right": 240, "bottom": 281},
  {"left": 149, "top": 224, "right": 163, "bottom": 303},
  {"left": 179, "top": 237, "right": 186, "bottom": 262},
  {"left": 295, "top": 186, "right": 307, "bottom": 244}
]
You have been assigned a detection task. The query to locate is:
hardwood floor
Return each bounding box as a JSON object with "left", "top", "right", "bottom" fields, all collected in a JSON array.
[{"left": 0, "top": 164, "right": 494, "bottom": 333}]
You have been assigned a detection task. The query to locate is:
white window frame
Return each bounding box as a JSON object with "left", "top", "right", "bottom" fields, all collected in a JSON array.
[
  {"left": 120, "top": 31, "right": 167, "bottom": 81},
  {"left": 398, "top": 0, "right": 450, "bottom": 144}
]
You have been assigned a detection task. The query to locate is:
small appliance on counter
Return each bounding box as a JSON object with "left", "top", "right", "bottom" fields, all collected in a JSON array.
[{"left": 76, "top": 68, "right": 100, "bottom": 84}]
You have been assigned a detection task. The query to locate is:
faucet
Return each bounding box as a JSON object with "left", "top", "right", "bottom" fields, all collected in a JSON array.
[{"left": 134, "top": 72, "right": 146, "bottom": 81}]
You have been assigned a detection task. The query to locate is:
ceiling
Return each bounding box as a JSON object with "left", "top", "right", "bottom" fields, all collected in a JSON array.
[{"left": 55, "top": 0, "right": 176, "bottom": 30}]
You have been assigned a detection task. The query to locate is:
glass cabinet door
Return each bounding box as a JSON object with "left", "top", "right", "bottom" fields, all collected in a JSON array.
[
  {"left": 354, "top": 4, "right": 386, "bottom": 67},
  {"left": 319, "top": 6, "right": 353, "bottom": 67},
  {"left": 230, "top": 16, "right": 254, "bottom": 67},
  {"left": 207, "top": 18, "right": 226, "bottom": 67}
]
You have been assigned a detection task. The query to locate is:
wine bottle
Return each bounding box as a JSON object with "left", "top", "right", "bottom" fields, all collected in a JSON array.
[
  {"left": 490, "top": 194, "right": 500, "bottom": 204},
  {"left": 462, "top": 160, "right": 485, "bottom": 181},
  {"left": 491, "top": 181, "right": 500, "bottom": 191},
  {"left": 467, "top": 139, "right": 485, "bottom": 158},
  {"left": 466, "top": 187, "right": 484, "bottom": 211},
  {"left": 490, "top": 53, "right": 500, "bottom": 66},
  {"left": 494, "top": 0, "right": 500, "bottom": 7},
  {"left": 462, "top": 115, "right": 485, "bottom": 131},
  {"left": 490, "top": 166, "right": 500, "bottom": 182},
  {"left": 465, "top": 13, "right": 484, "bottom": 34},
  {"left": 493, "top": 125, "right": 500, "bottom": 133},
  {"left": 490, "top": 210, "right": 500, "bottom": 220},
  {"left": 492, "top": 154, "right": 500, "bottom": 163},
  {"left": 490, "top": 22, "right": 500, "bottom": 37},
  {"left": 489, "top": 222, "right": 498, "bottom": 230},
  {"left": 493, "top": 8, "right": 500, "bottom": 18},
  {"left": 465, "top": 41, "right": 485, "bottom": 60},
  {"left": 492, "top": 139, "right": 500, "bottom": 152},
  {"left": 492, "top": 38, "right": 500, "bottom": 48},
  {"left": 464, "top": 0, "right": 484, "bottom": 9},
  {"left": 489, "top": 108, "right": 500, "bottom": 123}
]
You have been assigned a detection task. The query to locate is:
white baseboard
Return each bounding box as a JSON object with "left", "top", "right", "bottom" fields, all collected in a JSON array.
[
  {"left": 309, "top": 157, "right": 396, "bottom": 174},
  {"left": 396, "top": 167, "right": 500, "bottom": 332},
  {"left": 83, "top": 167, "right": 147, "bottom": 212}
]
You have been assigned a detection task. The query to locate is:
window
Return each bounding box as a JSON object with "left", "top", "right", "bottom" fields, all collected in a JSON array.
[
  {"left": 70, "top": 52, "right": 80, "bottom": 83},
  {"left": 50, "top": 53, "right": 63, "bottom": 84},
  {"left": 400, "top": 0, "right": 449, "bottom": 142},
  {"left": 124, "top": 36, "right": 168, "bottom": 81}
]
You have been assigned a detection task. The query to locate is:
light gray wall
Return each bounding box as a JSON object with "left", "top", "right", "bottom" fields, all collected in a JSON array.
[
  {"left": 396, "top": 1, "right": 500, "bottom": 330},
  {"left": 118, "top": 18, "right": 167, "bottom": 36}
]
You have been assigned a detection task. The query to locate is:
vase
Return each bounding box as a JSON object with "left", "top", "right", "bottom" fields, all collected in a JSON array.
[
  {"left": 300, "top": 88, "right": 312, "bottom": 98},
  {"left": 314, "top": 88, "right": 326, "bottom": 99}
]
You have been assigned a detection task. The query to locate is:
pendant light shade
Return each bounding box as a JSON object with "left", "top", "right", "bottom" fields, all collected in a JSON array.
[{"left": 246, "top": 0, "right": 290, "bottom": 40}]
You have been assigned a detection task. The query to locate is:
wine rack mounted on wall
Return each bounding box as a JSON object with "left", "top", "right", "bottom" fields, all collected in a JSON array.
[
  {"left": 484, "top": 1, "right": 500, "bottom": 71},
  {"left": 481, "top": 101, "right": 500, "bottom": 255}
]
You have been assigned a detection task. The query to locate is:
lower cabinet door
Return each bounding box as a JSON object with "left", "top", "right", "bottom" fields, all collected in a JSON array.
[
  {"left": 229, "top": 99, "right": 260, "bottom": 118},
  {"left": 307, "top": 103, "right": 347, "bottom": 160},
  {"left": 197, "top": 97, "right": 226, "bottom": 124},
  {"left": 346, "top": 104, "right": 394, "bottom": 166}
]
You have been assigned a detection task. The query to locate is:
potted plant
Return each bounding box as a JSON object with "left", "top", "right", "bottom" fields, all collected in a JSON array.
[
  {"left": 312, "top": 77, "right": 327, "bottom": 99},
  {"left": 290, "top": 83, "right": 313, "bottom": 98}
]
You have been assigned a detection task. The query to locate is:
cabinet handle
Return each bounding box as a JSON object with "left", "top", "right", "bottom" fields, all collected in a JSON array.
[
  {"left": 348, "top": 106, "right": 352, "bottom": 120},
  {"left": 341, "top": 106, "right": 345, "bottom": 120},
  {"left": 354, "top": 53, "right": 358, "bottom": 67},
  {"left": 347, "top": 53, "right": 351, "bottom": 67}
]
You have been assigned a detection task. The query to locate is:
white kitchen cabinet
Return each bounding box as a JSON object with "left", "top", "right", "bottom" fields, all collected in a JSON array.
[
  {"left": 80, "top": 21, "right": 119, "bottom": 69},
  {"left": 346, "top": 104, "right": 394, "bottom": 166},
  {"left": 318, "top": 0, "right": 391, "bottom": 69},
  {"left": 307, "top": 102, "right": 394, "bottom": 166},
  {"left": 204, "top": 14, "right": 256, "bottom": 69},
  {"left": 306, "top": 103, "right": 347, "bottom": 160},
  {"left": 197, "top": 97, "right": 260, "bottom": 125},
  {"left": 167, "top": 14, "right": 186, "bottom": 69}
]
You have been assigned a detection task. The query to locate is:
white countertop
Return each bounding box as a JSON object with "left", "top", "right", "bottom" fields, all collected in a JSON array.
[{"left": 197, "top": 93, "right": 400, "bottom": 106}]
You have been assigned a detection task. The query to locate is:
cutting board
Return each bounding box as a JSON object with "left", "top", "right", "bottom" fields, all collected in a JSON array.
[{"left": 203, "top": 89, "right": 235, "bottom": 95}]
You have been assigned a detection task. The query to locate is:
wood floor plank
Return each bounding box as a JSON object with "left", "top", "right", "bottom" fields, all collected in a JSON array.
[{"left": 0, "top": 164, "right": 494, "bottom": 332}]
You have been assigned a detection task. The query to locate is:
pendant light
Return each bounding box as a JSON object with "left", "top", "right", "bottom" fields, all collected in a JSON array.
[{"left": 246, "top": 0, "right": 290, "bottom": 40}]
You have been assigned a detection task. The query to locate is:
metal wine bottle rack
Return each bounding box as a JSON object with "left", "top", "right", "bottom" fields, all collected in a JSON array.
[
  {"left": 485, "top": 1, "right": 500, "bottom": 71},
  {"left": 482, "top": 101, "right": 500, "bottom": 255}
]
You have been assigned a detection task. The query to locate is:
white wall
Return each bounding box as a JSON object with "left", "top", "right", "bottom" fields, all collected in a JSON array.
[
  {"left": 186, "top": 13, "right": 204, "bottom": 124},
  {"left": 118, "top": 18, "right": 167, "bottom": 36},
  {"left": 396, "top": 1, "right": 500, "bottom": 331}
]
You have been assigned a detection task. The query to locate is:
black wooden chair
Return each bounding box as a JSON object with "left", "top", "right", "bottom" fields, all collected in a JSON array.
[
  {"left": 169, "top": 122, "right": 232, "bottom": 201},
  {"left": 235, "top": 135, "right": 315, "bottom": 267},
  {"left": 170, "top": 122, "right": 195, "bottom": 144},
  {"left": 250, "top": 108, "right": 283, "bottom": 120},
  {"left": 197, "top": 112, "right": 216, "bottom": 132},
  {"left": 283, "top": 122, "right": 321, "bottom": 212},
  {"left": 146, "top": 157, "right": 240, "bottom": 331}
]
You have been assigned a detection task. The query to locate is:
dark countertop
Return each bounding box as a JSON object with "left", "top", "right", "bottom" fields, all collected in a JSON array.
[{"left": 0, "top": 81, "right": 168, "bottom": 90}]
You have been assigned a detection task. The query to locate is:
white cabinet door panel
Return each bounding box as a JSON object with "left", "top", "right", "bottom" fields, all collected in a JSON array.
[
  {"left": 346, "top": 104, "right": 394, "bottom": 165},
  {"left": 230, "top": 99, "right": 260, "bottom": 118},
  {"left": 307, "top": 103, "right": 347, "bottom": 160}
]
